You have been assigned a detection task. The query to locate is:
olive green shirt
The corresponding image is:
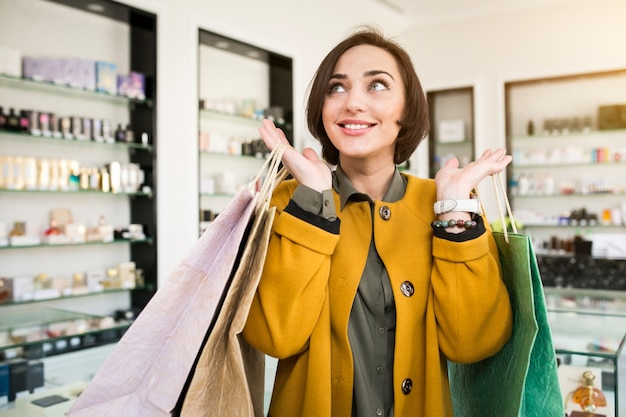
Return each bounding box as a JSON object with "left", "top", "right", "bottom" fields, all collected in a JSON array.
[{"left": 292, "top": 166, "right": 405, "bottom": 417}]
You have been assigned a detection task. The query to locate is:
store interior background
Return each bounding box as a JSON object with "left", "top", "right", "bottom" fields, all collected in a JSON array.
[
  {"left": 2, "top": 0, "right": 619, "bottom": 284},
  {"left": 150, "top": 0, "right": 626, "bottom": 281},
  {"left": 1, "top": 0, "right": 626, "bottom": 413}
]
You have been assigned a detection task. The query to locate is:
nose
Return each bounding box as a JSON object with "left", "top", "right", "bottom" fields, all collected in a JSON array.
[{"left": 345, "top": 89, "right": 367, "bottom": 113}]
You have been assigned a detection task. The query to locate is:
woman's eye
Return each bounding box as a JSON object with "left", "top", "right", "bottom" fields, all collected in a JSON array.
[
  {"left": 370, "top": 80, "right": 390, "bottom": 91},
  {"left": 328, "top": 83, "right": 346, "bottom": 94}
]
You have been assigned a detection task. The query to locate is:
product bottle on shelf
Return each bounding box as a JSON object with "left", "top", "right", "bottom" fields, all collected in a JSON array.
[
  {"left": 6, "top": 108, "right": 19, "bottom": 131},
  {"left": 0, "top": 106, "right": 6, "bottom": 129},
  {"left": 571, "top": 370, "right": 607, "bottom": 412}
]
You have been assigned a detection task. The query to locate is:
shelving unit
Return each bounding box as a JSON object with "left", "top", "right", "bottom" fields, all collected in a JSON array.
[
  {"left": 197, "top": 29, "right": 293, "bottom": 235},
  {"left": 505, "top": 69, "right": 626, "bottom": 259},
  {"left": 426, "top": 86, "right": 474, "bottom": 178},
  {"left": 0, "top": 0, "right": 157, "bottom": 406}
]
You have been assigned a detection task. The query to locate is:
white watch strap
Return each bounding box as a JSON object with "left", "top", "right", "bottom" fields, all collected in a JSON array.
[{"left": 433, "top": 199, "right": 480, "bottom": 215}]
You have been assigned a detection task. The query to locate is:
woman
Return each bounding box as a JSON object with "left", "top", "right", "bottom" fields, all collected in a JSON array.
[{"left": 243, "top": 26, "right": 513, "bottom": 417}]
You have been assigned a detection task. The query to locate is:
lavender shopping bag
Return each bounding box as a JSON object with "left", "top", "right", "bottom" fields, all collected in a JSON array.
[{"left": 66, "top": 145, "right": 287, "bottom": 417}]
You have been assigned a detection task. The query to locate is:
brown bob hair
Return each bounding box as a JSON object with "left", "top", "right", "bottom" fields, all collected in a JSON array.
[{"left": 306, "top": 26, "right": 430, "bottom": 166}]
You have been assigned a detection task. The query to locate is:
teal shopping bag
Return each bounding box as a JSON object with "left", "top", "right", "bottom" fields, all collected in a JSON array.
[{"left": 448, "top": 231, "right": 565, "bottom": 417}]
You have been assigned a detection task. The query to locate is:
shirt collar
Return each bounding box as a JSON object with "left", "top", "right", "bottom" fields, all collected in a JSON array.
[{"left": 332, "top": 165, "right": 407, "bottom": 210}]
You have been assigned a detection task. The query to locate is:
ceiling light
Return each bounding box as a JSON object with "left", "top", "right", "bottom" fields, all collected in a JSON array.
[
  {"left": 215, "top": 41, "right": 230, "bottom": 49},
  {"left": 246, "top": 51, "right": 260, "bottom": 59}
]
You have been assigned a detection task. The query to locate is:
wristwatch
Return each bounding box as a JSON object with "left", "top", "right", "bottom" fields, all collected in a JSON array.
[{"left": 433, "top": 199, "right": 480, "bottom": 215}]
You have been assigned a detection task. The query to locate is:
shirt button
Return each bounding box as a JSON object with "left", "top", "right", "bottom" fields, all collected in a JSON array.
[
  {"left": 378, "top": 327, "right": 385, "bottom": 334},
  {"left": 376, "top": 366, "right": 383, "bottom": 373},
  {"left": 400, "top": 281, "right": 414, "bottom": 297},
  {"left": 401, "top": 378, "right": 413, "bottom": 394},
  {"left": 376, "top": 408, "right": 383, "bottom": 416},
  {"left": 379, "top": 205, "right": 391, "bottom": 220}
]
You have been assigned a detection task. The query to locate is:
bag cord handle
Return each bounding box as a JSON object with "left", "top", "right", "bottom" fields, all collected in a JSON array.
[
  {"left": 475, "top": 171, "right": 517, "bottom": 244},
  {"left": 492, "top": 171, "right": 517, "bottom": 242},
  {"left": 253, "top": 143, "right": 290, "bottom": 209}
]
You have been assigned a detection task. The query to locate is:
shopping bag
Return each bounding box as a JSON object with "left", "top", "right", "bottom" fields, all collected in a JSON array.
[
  {"left": 448, "top": 173, "right": 565, "bottom": 417},
  {"left": 66, "top": 144, "right": 288, "bottom": 417},
  {"left": 177, "top": 144, "right": 287, "bottom": 417},
  {"left": 178, "top": 196, "right": 276, "bottom": 417}
]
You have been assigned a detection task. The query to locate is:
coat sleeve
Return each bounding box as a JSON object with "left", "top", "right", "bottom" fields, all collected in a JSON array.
[
  {"left": 243, "top": 181, "right": 340, "bottom": 359},
  {"left": 430, "top": 220, "right": 513, "bottom": 364}
]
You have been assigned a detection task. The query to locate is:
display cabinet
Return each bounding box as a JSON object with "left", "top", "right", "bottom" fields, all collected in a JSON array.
[
  {"left": 0, "top": 0, "right": 157, "bottom": 407},
  {"left": 544, "top": 287, "right": 626, "bottom": 316},
  {"left": 505, "top": 69, "right": 626, "bottom": 258},
  {"left": 197, "top": 29, "right": 292, "bottom": 235},
  {"left": 426, "top": 86, "right": 475, "bottom": 179},
  {"left": 196, "top": 29, "right": 293, "bottom": 413},
  {"left": 549, "top": 311, "right": 626, "bottom": 417}
]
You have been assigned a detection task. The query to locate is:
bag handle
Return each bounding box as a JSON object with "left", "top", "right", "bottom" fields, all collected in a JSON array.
[
  {"left": 252, "top": 143, "right": 290, "bottom": 209},
  {"left": 476, "top": 171, "right": 517, "bottom": 243},
  {"left": 492, "top": 171, "right": 517, "bottom": 242}
]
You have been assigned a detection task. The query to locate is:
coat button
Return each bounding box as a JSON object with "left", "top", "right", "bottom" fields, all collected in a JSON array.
[
  {"left": 401, "top": 378, "right": 413, "bottom": 394},
  {"left": 400, "top": 281, "right": 414, "bottom": 297},
  {"left": 379, "top": 205, "right": 391, "bottom": 220}
]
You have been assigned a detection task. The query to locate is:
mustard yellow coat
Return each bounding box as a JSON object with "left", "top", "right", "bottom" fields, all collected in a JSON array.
[{"left": 243, "top": 173, "right": 512, "bottom": 417}]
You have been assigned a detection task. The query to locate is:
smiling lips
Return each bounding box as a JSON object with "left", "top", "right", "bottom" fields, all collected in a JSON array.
[{"left": 343, "top": 123, "right": 372, "bottom": 130}]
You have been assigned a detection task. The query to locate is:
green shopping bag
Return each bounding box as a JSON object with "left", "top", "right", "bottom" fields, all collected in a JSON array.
[{"left": 448, "top": 174, "right": 565, "bottom": 417}]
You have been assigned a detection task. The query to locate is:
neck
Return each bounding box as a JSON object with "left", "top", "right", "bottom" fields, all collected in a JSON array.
[{"left": 340, "top": 159, "right": 396, "bottom": 201}]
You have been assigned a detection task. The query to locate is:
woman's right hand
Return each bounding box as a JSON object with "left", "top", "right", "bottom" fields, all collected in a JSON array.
[{"left": 259, "top": 119, "right": 332, "bottom": 192}]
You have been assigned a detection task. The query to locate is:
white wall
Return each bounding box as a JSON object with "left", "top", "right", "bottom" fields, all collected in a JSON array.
[{"left": 403, "top": 0, "right": 626, "bottom": 216}]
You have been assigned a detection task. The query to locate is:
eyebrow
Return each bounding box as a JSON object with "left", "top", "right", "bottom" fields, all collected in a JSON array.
[{"left": 329, "top": 70, "right": 395, "bottom": 80}]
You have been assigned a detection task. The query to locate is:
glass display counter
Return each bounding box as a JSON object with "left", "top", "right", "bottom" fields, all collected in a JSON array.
[
  {"left": 0, "top": 307, "right": 130, "bottom": 361},
  {"left": 549, "top": 311, "right": 626, "bottom": 417},
  {"left": 545, "top": 287, "right": 626, "bottom": 317}
]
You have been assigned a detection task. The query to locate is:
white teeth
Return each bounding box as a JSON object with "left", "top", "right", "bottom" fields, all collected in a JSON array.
[{"left": 344, "top": 124, "right": 369, "bottom": 130}]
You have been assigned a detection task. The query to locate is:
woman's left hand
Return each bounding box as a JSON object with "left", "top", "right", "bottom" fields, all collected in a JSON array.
[{"left": 434, "top": 148, "right": 512, "bottom": 200}]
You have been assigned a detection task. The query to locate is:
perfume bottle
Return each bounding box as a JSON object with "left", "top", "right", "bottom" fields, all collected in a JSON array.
[
  {"left": 6, "top": 108, "right": 20, "bottom": 131},
  {"left": 100, "top": 167, "right": 110, "bottom": 192},
  {"left": 0, "top": 106, "right": 6, "bottom": 130},
  {"left": 44, "top": 219, "right": 62, "bottom": 236},
  {"left": 115, "top": 124, "right": 125, "bottom": 142},
  {"left": 572, "top": 370, "right": 607, "bottom": 412},
  {"left": 19, "top": 110, "right": 30, "bottom": 132},
  {"left": 124, "top": 124, "right": 134, "bottom": 143},
  {"left": 9, "top": 221, "right": 26, "bottom": 237}
]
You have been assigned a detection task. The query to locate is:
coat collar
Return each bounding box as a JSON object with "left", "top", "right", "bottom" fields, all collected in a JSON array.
[{"left": 332, "top": 165, "right": 407, "bottom": 210}]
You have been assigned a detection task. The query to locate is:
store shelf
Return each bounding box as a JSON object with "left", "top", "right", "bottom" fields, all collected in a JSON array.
[
  {"left": 0, "top": 188, "right": 153, "bottom": 197},
  {"left": 505, "top": 69, "right": 626, "bottom": 266},
  {"left": 514, "top": 161, "right": 626, "bottom": 169},
  {"left": 0, "top": 285, "right": 154, "bottom": 308},
  {"left": 545, "top": 287, "right": 626, "bottom": 316},
  {"left": 0, "top": 130, "right": 153, "bottom": 151},
  {"left": 0, "top": 73, "right": 153, "bottom": 107},
  {"left": 0, "top": 238, "right": 153, "bottom": 251},
  {"left": 513, "top": 192, "right": 626, "bottom": 198},
  {"left": 0, "top": 307, "right": 131, "bottom": 359},
  {"left": 426, "top": 86, "right": 475, "bottom": 178},
  {"left": 0, "top": 0, "right": 158, "bottom": 382},
  {"left": 197, "top": 29, "right": 292, "bottom": 230},
  {"left": 524, "top": 223, "right": 625, "bottom": 228},
  {"left": 510, "top": 127, "right": 626, "bottom": 141},
  {"left": 199, "top": 150, "right": 267, "bottom": 161}
]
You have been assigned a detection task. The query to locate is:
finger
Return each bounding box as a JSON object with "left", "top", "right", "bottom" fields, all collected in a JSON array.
[
  {"left": 442, "top": 157, "right": 460, "bottom": 169},
  {"left": 259, "top": 119, "right": 288, "bottom": 151},
  {"left": 302, "top": 147, "right": 321, "bottom": 163}
]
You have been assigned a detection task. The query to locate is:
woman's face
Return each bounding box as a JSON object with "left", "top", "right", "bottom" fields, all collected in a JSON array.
[{"left": 322, "top": 44, "right": 405, "bottom": 166}]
